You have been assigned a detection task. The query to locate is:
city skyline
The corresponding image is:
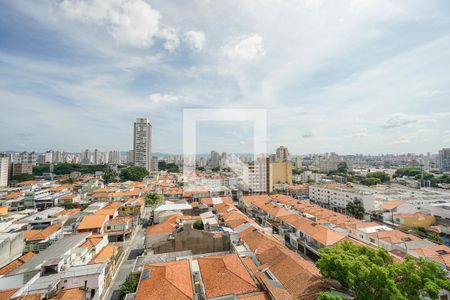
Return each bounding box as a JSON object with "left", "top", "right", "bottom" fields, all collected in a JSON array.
[{"left": 1, "top": 1, "right": 450, "bottom": 154}]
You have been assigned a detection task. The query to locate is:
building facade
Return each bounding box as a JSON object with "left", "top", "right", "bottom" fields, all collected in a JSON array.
[
  {"left": 438, "top": 148, "right": 450, "bottom": 172},
  {"left": 133, "top": 118, "right": 152, "bottom": 171},
  {"left": 0, "top": 156, "right": 9, "bottom": 187}
]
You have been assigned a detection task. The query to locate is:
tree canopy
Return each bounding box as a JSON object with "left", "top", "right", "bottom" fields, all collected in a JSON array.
[
  {"left": 366, "top": 171, "right": 390, "bottom": 183},
  {"left": 33, "top": 163, "right": 107, "bottom": 175},
  {"left": 361, "top": 177, "right": 381, "bottom": 186},
  {"left": 317, "top": 241, "right": 450, "bottom": 300},
  {"left": 346, "top": 199, "right": 365, "bottom": 219},
  {"left": 144, "top": 193, "right": 164, "bottom": 206},
  {"left": 103, "top": 169, "right": 119, "bottom": 184},
  {"left": 120, "top": 166, "right": 149, "bottom": 181},
  {"left": 193, "top": 219, "right": 204, "bottom": 230},
  {"left": 119, "top": 274, "right": 138, "bottom": 300},
  {"left": 10, "top": 173, "right": 35, "bottom": 183}
]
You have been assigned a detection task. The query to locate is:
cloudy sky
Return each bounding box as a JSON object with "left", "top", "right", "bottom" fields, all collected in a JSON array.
[{"left": 1, "top": 0, "right": 449, "bottom": 155}]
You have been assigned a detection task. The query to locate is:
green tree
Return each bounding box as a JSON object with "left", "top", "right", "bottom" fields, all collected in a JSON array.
[
  {"left": 144, "top": 193, "right": 164, "bottom": 206},
  {"left": 10, "top": 173, "right": 35, "bottom": 183},
  {"left": 361, "top": 177, "right": 381, "bottom": 186},
  {"left": 367, "top": 172, "right": 390, "bottom": 183},
  {"left": 62, "top": 201, "right": 74, "bottom": 209},
  {"left": 317, "top": 242, "right": 450, "bottom": 300},
  {"left": 346, "top": 199, "right": 365, "bottom": 219},
  {"left": 316, "top": 292, "right": 344, "bottom": 300},
  {"left": 337, "top": 162, "right": 348, "bottom": 174},
  {"left": 120, "top": 166, "right": 149, "bottom": 181},
  {"left": 393, "top": 168, "right": 422, "bottom": 178},
  {"left": 119, "top": 274, "right": 139, "bottom": 300},
  {"left": 103, "top": 169, "right": 119, "bottom": 184},
  {"left": 193, "top": 219, "right": 204, "bottom": 230}
]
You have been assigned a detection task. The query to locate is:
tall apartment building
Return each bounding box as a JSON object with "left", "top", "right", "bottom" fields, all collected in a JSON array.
[
  {"left": 210, "top": 151, "right": 220, "bottom": 169},
  {"left": 81, "top": 149, "right": 91, "bottom": 165},
  {"left": 275, "top": 146, "right": 289, "bottom": 162},
  {"left": 0, "top": 155, "right": 9, "bottom": 188},
  {"left": 438, "top": 148, "right": 450, "bottom": 172},
  {"left": 108, "top": 151, "right": 121, "bottom": 165},
  {"left": 150, "top": 156, "right": 159, "bottom": 171},
  {"left": 19, "top": 151, "right": 37, "bottom": 165},
  {"left": 243, "top": 155, "right": 271, "bottom": 193},
  {"left": 133, "top": 118, "right": 152, "bottom": 171}
]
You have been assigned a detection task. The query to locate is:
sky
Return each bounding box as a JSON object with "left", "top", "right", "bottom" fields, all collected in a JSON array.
[{"left": 0, "top": 0, "right": 450, "bottom": 155}]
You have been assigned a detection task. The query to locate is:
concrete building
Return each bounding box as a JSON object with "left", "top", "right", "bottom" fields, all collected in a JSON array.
[
  {"left": 270, "top": 162, "right": 293, "bottom": 188},
  {"left": 11, "top": 163, "right": 33, "bottom": 176},
  {"left": 150, "top": 156, "right": 158, "bottom": 171},
  {"left": 93, "top": 149, "right": 101, "bottom": 165},
  {"left": 81, "top": 149, "right": 92, "bottom": 165},
  {"left": 133, "top": 118, "right": 152, "bottom": 171},
  {"left": 108, "top": 150, "right": 121, "bottom": 165},
  {"left": 243, "top": 155, "right": 270, "bottom": 193},
  {"left": 438, "top": 148, "right": 450, "bottom": 172},
  {"left": 0, "top": 155, "right": 9, "bottom": 188},
  {"left": 275, "top": 146, "right": 289, "bottom": 162},
  {"left": 210, "top": 150, "right": 220, "bottom": 169}
]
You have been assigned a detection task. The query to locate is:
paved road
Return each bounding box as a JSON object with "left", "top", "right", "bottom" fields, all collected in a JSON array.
[{"left": 103, "top": 208, "right": 150, "bottom": 300}]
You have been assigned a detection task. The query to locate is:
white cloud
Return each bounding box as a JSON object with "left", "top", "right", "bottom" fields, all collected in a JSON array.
[
  {"left": 160, "top": 27, "right": 180, "bottom": 52},
  {"left": 184, "top": 31, "right": 205, "bottom": 51},
  {"left": 224, "top": 34, "right": 266, "bottom": 60},
  {"left": 149, "top": 93, "right": 179, "bottom": 104},
  {"left": 59, "top": 0, "right": 161, "bottom": 47},
  {"left": 382, "top": 114, "right": 417, "bottom": 129}
]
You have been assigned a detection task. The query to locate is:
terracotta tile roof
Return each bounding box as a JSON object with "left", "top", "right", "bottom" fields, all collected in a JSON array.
[
  {"left": 95, "top": 208, "right": 117, "bottom": 217},
  {"left": 146, "top": 214, "right": 181, "bottom": 235},
  {"left": 103, "top": 201, "right": 123, "bottom": 209},
  {"left": 0, "top": 289, "right": 19, "bottom": 300},
  {"left": 237, "top": 291, "right": 271, "bottom": 300},
  {"left": 0, "top": 252, "right": 36, "bottom": 276},
  {"left": 2, "top": 192, "right": 23, "bottom": 200},
  {"left": 135, "top": 260, "right": 194, "bottom": 300},
  {"left": 368, "top": 230, "right": 421, "bottom": 244},
  {"left": 23, "top": 223, "right": 62, "bottom": 242},
  {"left": 106, "top": 216, "right": 132, "bottom": 226},
  {"left": 51, "top": 288, "right": 85, "bottom": 300},
  {"left": 379, "top": 200, "right": 405, "bottom": 210},
  {"left": 79, "top": 235, "right": 104, "bottom": 250},
  {"left": 90, "top": 244, "right": 119, "bottom": 264},
  {"left": 198, "top": 253, "right": 258, "bottom": 298},
  {"left": 16, "top": 293, "right": 44, "bottom": 300},
  {"left": 77, "top": 214, "right": 108, "bottom": 230},
  {"left": 410, "top": 244, "right": 450, "bottom": 268}
]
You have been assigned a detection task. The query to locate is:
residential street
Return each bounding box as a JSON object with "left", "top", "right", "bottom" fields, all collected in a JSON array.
[{"left": 103, "top": 207, "right": 150, "bottom": 300}]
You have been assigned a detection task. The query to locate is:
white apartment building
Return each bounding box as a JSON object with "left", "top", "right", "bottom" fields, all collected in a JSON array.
[
  {"left": 243, "top": 156, "right": 271, "bottom": 193},
  {"left": 309, "top": 184, "right": 380, "bottom": 212},
  {"left": 108, "top": 150, "right": 121, "bottom": 164},
  {"left": 133, "top": 118, "right": 152, "bottom": 171},
  {"left": 81, "top": 149, "right": 92, "bottom": 165},
  {"left": 0, "top": 156, "right": 9, "bottom": 188}
]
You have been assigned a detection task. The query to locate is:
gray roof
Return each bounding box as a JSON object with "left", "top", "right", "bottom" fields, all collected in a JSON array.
[
  {"left": 11, "top": 233, "right": 90, "bottom": 275},
  {"left": 61, "top": 263, "right": 105, "bottom": 278}
]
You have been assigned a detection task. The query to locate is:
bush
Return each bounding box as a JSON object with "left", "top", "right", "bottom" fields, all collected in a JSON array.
[{"left": 193, "top": 219, "right": 204, "bottom": 230}]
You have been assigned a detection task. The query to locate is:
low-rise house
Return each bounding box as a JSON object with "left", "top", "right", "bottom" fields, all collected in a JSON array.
[
  {"left": 134, "top": 260, "right": 194, "bottom": 300},
  {"left": 410, "top": 244, "right": 450, "bottom": 270},
  {"left": 104, "top": 217, "right": 133, "bottom": 242},
  {"left": 23, "top": 223, "right": 63, "bottom": 252},
  {"left": 57, "top": 263, "right": 106, "bottom": 300},
  {"left": 70, "top": 235, "right": 108, "bottom": 266},
  {"left": 145, "top": 214, "right": 182, "bottom": 250},
  {"left": 197, "top": 253, "right": 262, "bottom": 299},
  {"left": 379, "top": 200, "right": 417, "bottom": 223},
  {"left": 77, "top": 215, "right": 109, "bottom": 234},
  {"left": 368, "top": 229, "right": 421, "bottom": 251},
  {"left": 393, "top": 212, "right": 435, "bottom": 228}
]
